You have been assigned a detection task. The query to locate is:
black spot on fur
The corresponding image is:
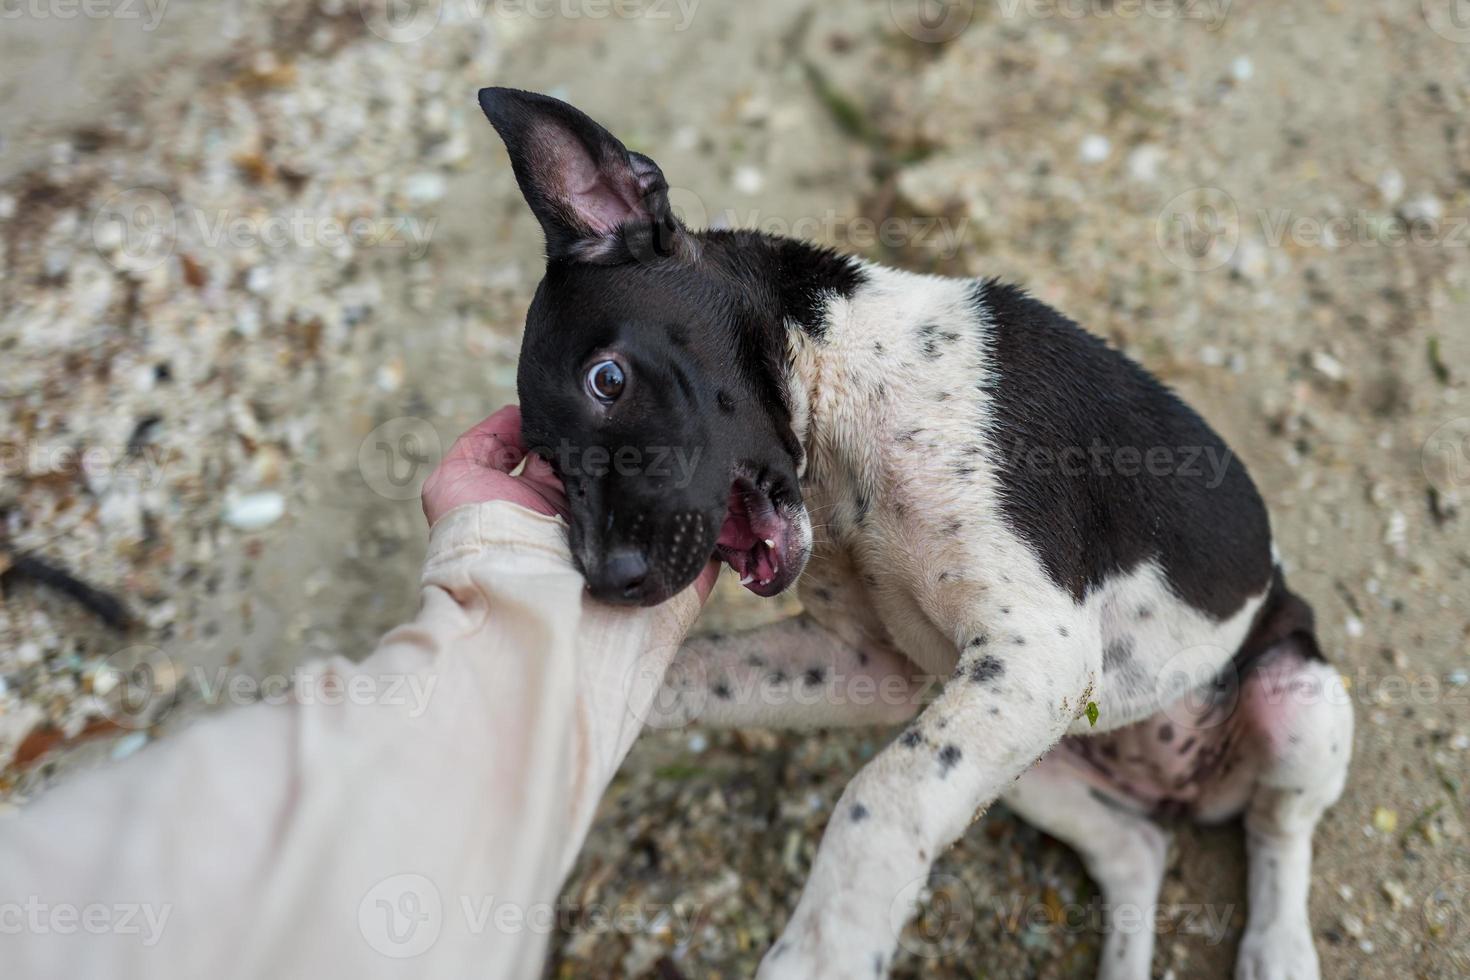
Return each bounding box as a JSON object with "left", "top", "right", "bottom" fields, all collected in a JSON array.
[
  {"left": 1103, "top": 638, "right": 1134, "bottom": 673},
  {"left": 968, "top": 655, "right": 1005, "bottom": 684},
  {"left": 937, "top": 743, "right": 962, "bottom": 775},
  {"left": 1012, "top": 635, "right": 1026, "bottom": 646},
  {"left": 813, "top": 586, "right": 834, "bottom": 602},
  {"left": 968, "top": 634, "right": 989, "bottom": 647},
  {"left": 916, "top": 323, "right": 961, "bottom": 360},
  {"left": 858, "top": 651, "right": 870, "bottom": 666},
  {"left": 713, "top": 681, "right": 733, "bottom": 700},
  {"left": 1157, "top": 723, "right": 1174, "bottom": 743},
  {"left": 1058, "top": 625, "right": 1070, "bottom": 637},
  {"left": 900, "top": 728, "right": 922, "bottom": 748},
  {"left": 770, "top": 670, "right": 788, "bottom": 685},
  {"left": 977, "top": 279, "right": 1274, "bottom": 619},
  {"left": 873, "top": 953, "right": 884, "bottom": 976},
  {"left": 803, "top": 666, "right": 826, "bottom": 687},
  {"left": 850, "top": 803, "right": 870, "bottom": 822},
  {"left": 873, "top": 341, "right": 884, "bottom": 355},
  {"left": 1137, "top": 605, "right": 1154, "bottom": 620},
  {"left": 944, "top": 519, "right": 963, "bottom": 534}
]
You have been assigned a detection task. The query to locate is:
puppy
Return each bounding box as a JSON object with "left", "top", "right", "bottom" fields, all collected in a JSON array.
[{"left": 477, "top": 87, "right": 1353, "bottom": 980}]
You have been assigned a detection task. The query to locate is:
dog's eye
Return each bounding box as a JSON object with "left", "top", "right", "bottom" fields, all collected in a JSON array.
[{"left": 585, "top": 359, "right": 626, "bottom": 402}]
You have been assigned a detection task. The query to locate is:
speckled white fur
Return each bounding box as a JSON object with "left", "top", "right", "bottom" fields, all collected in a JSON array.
[{"left": 662, "top": 263, "right": 1351, "bottom": 980}]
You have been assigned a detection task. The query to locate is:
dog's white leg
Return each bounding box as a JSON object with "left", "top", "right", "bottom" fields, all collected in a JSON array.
[
  {"left": 1234, "top": 652, "right": 1353, "bottom": 980},
  {"left": 1003, "top": 757, "right": 1169, "bottom": 980},
  {"left": 649, "top": 613, "right": 925, "bottom": 729},
  {"left": 757, "top": 610, "right": 1098, "bottom": 979}
]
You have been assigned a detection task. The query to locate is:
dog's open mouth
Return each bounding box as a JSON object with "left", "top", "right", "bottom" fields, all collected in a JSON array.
[{"left": 714, "top": 475, "right": 794, "bottom": 597}]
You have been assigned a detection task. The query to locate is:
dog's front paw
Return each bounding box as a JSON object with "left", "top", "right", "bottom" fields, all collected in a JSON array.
[
  {"left": 756, "top": 917, "right": 891, "bottom": 980},
  {"left": 1235, "top": 920, "right": 1320, "bottom": 980}
]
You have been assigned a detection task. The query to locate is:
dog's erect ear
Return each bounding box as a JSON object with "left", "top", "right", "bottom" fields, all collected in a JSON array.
[{"left": 477, "top": 87, "right": 684, "bottom": 262}]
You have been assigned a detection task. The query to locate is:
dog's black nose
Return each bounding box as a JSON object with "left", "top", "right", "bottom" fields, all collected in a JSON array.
[{"left": 588, "top": 548, "right": 649, "bottom": 602}]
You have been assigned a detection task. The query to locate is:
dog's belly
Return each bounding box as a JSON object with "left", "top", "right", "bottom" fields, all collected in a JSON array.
[{"left": 1048, "top": 643, "right": 1319, "bottom": 823}]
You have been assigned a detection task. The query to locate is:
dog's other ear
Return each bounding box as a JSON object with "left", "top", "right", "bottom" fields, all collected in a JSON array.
[{"left": 477, "top": 86, "right": 684, "bottom": 262}]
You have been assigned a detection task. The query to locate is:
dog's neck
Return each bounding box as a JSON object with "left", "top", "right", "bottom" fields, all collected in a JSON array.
[{"left": 764, "top": 241, "right": 986, "bottom": 497}]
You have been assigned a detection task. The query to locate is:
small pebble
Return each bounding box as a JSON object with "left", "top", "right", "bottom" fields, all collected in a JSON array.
[
  {"left": 1311, "top": 351, "right": 1345, "bottom": 381},
  {"left": 1377, "top": 168, "right": 1404, "bottom": 205},
  {"left": 110, "top": 732, "right": 150, "bottom": 760},
  {"left": 401, "top": 172, "right": 447, "bottom": 205},
  {"left": 733, "top": 165, "right": 764, "bottom": 194},
  {"left": 1381, "top": 879, "right": 1410, "bottom": 909},
  {"left": 1079, "top": 134, "right": 1111, "bottom": 163},
  {"left": 223, "top": 492, "right": 286, "bottom": 531}
]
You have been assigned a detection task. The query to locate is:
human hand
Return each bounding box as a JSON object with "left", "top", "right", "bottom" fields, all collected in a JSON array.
[
  {"left": 422, "top": 405, "right": 569, "bottom": 525},
  {"left": 421, "top": 405, "right": 720, "bottom": 603}
]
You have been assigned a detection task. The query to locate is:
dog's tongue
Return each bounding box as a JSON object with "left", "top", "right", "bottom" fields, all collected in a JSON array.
[{"left": 715, "top": 483, "right": 786, "bottom": 591}]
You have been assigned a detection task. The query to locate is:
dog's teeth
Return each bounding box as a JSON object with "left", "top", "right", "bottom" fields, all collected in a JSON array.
[
  {"left": 739, "top": 574, "right": 755, "bottom": 586},
  {"left": 763, "top": 538, "right": 775, "bottom": 548}
]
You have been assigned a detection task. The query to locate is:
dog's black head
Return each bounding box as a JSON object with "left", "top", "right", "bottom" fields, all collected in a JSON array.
[{"left": 478, "top": 87, "right": 814, "bottom": 606}]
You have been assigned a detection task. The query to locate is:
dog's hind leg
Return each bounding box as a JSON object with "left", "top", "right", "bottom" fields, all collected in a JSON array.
[
  {"left": 1002, "top": 758, "right": 1170, "bottom": 980},
  {"left": 647, "top": 613, "right": 926, "bottom": 730},
  {"left": 1228, "top": 646, "right": 1353, "bottom": 980}
]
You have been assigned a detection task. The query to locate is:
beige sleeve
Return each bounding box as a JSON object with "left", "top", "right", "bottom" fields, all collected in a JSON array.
[{"left": 0, "top": 501, "right": 704, "bottom": 980}]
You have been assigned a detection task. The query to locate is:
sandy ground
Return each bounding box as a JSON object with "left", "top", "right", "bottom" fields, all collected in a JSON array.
[{"left": 2, "top": 2, "right": 1468, "bottom": 977}]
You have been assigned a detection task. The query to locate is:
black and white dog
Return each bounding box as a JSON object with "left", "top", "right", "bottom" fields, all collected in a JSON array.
[{"left": 477, "top": 88, "right": 1353, "bottom": 980}]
